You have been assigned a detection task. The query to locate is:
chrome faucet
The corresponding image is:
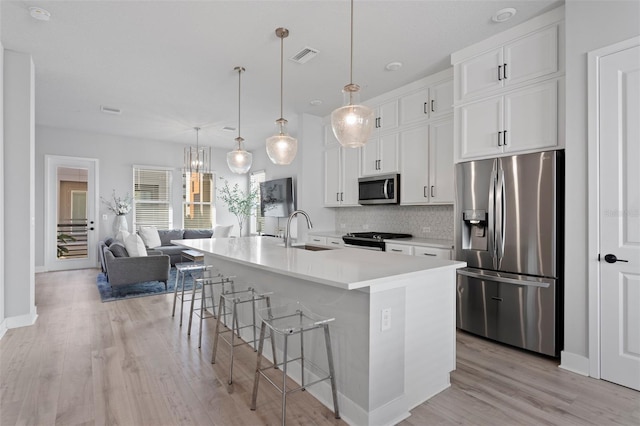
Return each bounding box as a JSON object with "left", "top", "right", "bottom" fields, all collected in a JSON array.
[{"left": 285, "top": 210, "right": 313, "bottom": 247}]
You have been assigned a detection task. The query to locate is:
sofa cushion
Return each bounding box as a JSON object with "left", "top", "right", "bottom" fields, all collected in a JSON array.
[
  {"left": 139, "top": 225, "right": 162, "bottom": 248},
  {"left": 184, "top": 229, "right": 213, "bottom": 239},
  {"left": 158, "top": 229, "right": 184, "bottom": 246},
  {"left": 115, "top": 229, "right": 130, "bottom": 244},
  {"left": 104, "top": 237, "right": 114, "bottom": 247},
  {"left": 109, "top": 242, "right": 129, "bottom": 257},
  {"left": 125, "top": 234, "right": 148, "bottom": 257},
  {"left": 213, "top": 224, "right": 233, "bottom": 238}
]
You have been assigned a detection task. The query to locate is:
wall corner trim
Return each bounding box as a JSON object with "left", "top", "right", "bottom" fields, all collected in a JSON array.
[
  {"left": 559, "top": 351, "right": 590, "bottom": 377},
  {"left": 0, "top": 320, "right": 7, "bottom": 340},
  {"left": 5, "top": 310, "right": 38, "bottom": 330}
]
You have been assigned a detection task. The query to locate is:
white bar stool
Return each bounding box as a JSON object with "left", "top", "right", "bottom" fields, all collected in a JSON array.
[
  {"left": 211, "top": 287, "right": 277, "bottom": 385},
  {"left": 250, "top": 302, "right": 340, "bottom": 425}
]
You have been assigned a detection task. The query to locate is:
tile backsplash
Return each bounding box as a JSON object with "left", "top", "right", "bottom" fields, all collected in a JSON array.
[{"left": 335, "top": 205, "right": 454, "bottom": 241}]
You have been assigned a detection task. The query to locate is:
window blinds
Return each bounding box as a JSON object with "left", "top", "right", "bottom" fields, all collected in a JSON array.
[{"left": 133, "top": 167, "right": 172, "bottom": 231}]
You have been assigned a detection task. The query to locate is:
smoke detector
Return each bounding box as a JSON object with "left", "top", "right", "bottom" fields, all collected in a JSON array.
[
  {"left": 492, "top": 8, "right": 517, "bottom": 23},
  {"left": 289, "top": 47, "right": 319, "bottom": 64}
]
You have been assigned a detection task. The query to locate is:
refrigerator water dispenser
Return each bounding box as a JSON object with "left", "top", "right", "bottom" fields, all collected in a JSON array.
[{"left": 462, "top": 209, "right": 488, "bottom": 251}]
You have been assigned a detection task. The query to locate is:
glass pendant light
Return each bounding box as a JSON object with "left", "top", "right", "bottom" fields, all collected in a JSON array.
[
  {"left": 184, "top": 127, "right": 211, "bottom": 174},
  {"left": 330, "top": 0, "right": 375, "bottom": 148},
  {"left": 266, "top": 27, "right": 298, "bottom": 165},
  {"left": 227, "top": 66, "right": 253, "bottom": 174}
]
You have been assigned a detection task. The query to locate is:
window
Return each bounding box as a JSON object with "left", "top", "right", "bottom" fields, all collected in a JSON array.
[
  {"left": 250, "top": 170, "right": 266, "bottom": 234},
  {"left": 133, "top": 167, "right": 172, "bottom": 231},
  {"left": 183, "top": 172, "right": 215, "bottom": 229}
]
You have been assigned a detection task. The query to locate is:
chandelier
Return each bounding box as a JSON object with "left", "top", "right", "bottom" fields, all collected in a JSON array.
[
  {"left": 184, "top": 127, "right": 211, "bottom": 174},
  {"left": 227, "top": 66, "right": 253, "bottom": 174},
  {"left": 330, "top": 0, "right": 374, "bottom": 148},
  {"left": 266, "top": 27, "right": 298, "bottom": 165}
]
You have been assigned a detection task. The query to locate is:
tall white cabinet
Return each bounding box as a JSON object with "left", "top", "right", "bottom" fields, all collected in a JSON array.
[
  {"left": 323, "top": 127, "right": 360, "bottom": 207},
  {"left": 452, "top": 6, "right": 565, "bottom": 163}
]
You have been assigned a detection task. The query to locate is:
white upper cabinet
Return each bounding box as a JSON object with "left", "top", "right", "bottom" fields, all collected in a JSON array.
[
  {"left": 399, "top": 78, "right": 454, "bottom": 126},
  {"left": 362, "top": 133, "right": 399, "bottom": 176},
  {"left": 372, "top": 99, "right": 399, "bottom": 134},
  {"left": 452, "top": 6, "right": 564, "bottom": 162},
  {"left": 455, "top": 24, "right": 559, "bottom": 102},
  {"left": 400, "top": 118, "right": 454, "bottom": 205},
  {"left": 458, "top": 80, "right": 558, "bottom": 160},
  {"left": 324, "top": 126, "right": 361, "bottom": 207}
]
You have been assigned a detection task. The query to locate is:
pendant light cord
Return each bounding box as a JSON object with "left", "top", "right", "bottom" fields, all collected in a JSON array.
[
  {"left": 237, "top": 68, "right": 242, "bottom": 146},
  {"left": 280, "top": 33, "right": 284, "bottom": 120},
  {"left": 349, "top": 0, "right": 354, "bottom": 86}
]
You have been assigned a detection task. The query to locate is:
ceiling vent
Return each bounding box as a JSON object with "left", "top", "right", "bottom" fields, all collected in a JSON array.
[
  {"left": 222, "top": 126, "right": 236, "bottom": 132},
  {"left": 100, "top": 105, "right": 122, "bottom": 115},
  {"left": 289, "top": 47, "right": 319, "bottom": 64}
]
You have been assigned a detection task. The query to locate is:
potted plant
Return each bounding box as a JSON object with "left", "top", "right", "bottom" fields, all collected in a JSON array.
[{"left": 217, "top": 178, "right": 259, "bottom": 237}]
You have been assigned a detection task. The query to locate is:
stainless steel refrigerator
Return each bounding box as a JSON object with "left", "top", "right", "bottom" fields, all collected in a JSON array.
[{"left": 454, "top": 150, "right": 564, "bottom": 357}]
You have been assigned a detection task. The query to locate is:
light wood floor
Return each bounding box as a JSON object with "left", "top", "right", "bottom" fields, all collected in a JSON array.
[{"left": 0, "top": 269, "right": 638, "bottom": 426}]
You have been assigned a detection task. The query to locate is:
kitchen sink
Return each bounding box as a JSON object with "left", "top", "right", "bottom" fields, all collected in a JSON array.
[{"left": 290, "top": 244, "right": 335, "bottom": 251}]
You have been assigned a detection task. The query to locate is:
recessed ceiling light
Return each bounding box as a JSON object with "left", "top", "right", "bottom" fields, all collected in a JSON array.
[
  {"left": 29, "top": 7, "right": 51, "bottom": 21},
  {"left": 385, "top": 61, "right": 403, "bottom": 71},
  {"left": 492, "top": 8, "right": 516, "bottom": 23},
  {"left": 309, "top": 99, "right": 323, "bottom": 106}
]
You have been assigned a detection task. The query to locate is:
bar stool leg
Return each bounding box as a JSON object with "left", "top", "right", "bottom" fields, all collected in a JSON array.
[
  {"left": 211, "top": 294, "right": 224, "bottom": 364},
  {"left": 281, "top": 333, "right": 289, "bottom": 426},
  {"left": 228, "top": 299, "right": 239, "bottom": 384},
  {"left": 198, "top": 281, "right": 206, "bottom": 348},
  {"left": 300, "top": 313, "right": 305, "bottom": 390},
  {"left": 266, "top": 297, "right": 278, "bottom": 368},
  {"left": 250, "top": 321, "right": 267, "bottom": 411},
  {"left": 171, "top": 269, "right": 180, "bottom": 317},
  {"left": 187, "top": 279, "right": 197, "bottom": 335},
  {"left": 179, "top": 271, "right": 186, "bottom": 325},
  {"left": 323, "top": 325, "right": 340, "bottom": 419}
]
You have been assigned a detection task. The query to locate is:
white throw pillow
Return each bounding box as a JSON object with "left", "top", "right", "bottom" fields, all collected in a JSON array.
[
  {"left": 124, "top": 233, "right": 148, "bottom": 257},
  {"left": 115, "top": 229, "right": 130, "bottom": 244},
  {"left": 139, "top": 225, "right": 161, "bottom": 248},
  {"left": 213, "top": 224, "right": 233, "bottom": 238}
]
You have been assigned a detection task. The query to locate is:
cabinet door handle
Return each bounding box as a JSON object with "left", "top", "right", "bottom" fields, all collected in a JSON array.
[
  {"left": 423, "top": 102, "right": 428, "bottom": 115},
  {"left": 378, "top": 117, "right": 382, "bottom": 128},
  {"left": 424, "top": 186, "right": 428, "bottom": 198},
  {"left": 431, "top": 99, "right": 435, "bottom": 112},
  {"left": 431, "top": 185, "right": 435, "bottom": 197},
  {"left": 336, "top": 192, "right": 340, "bottom": 202},
  {"left": 498, "top": 65, "right": 502, "bottom": 81},
  {"left": 422, "top": 253, "right": 437, "bottom": 256},
  {"left": 498, "top": 131, "right": 503, "bottom": 146},
  {"left": 503, "top": 63, "right": 508, "bottom": 79},
  {"left": 391, "top": 249, "right": 402, "bottom": 252},
  {"left": 340, "top": 192, "right": 344, "bottom": 201},
  {"left": 503, "top": 130, "right": 508, "bottom": 145}
]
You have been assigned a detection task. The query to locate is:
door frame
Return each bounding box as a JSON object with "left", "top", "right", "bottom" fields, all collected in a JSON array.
[
  {"left": 44, "top": 155, "right": 100, "bottom": 271},
  {"left": 587, "top": 36, "right": 640, "bottom": 379}
]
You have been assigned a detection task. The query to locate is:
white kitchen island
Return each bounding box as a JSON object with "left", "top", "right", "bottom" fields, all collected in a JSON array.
[{"left": 173, "top": 236, "right": 465, "bottom": 426}]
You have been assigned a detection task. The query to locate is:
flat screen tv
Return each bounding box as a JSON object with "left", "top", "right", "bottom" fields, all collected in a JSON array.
[{"left": 260, "top": 177, "right": 295, "bottom": 217}]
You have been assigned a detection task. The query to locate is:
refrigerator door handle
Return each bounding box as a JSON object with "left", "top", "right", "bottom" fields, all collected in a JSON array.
[
  {"left": 495, "top": 166, "right": 506, "bottom": 263},
  {"left": 488, "top": 161, "right": 497, "bottom": 263},
  {"left": 457, "top": 268, "right": 552, "bottom": 288}
]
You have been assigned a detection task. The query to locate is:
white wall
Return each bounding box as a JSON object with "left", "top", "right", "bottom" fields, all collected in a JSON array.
[
  {"left": 562, "top": 0, "right": 640, "bottom": 371},
  {"left": 3, "top": 50, "right": 36, "bottom": 327},
  {"left": 0, "top": 7, "right": 6, "bottom": 338}
]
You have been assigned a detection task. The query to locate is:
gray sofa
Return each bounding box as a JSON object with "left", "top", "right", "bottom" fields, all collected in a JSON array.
[
  {"left": 99, "top": 240, "right": 170, "bottom": 289},
  {"left": 154, "top": 229, "right": 213, "bottom": 265}
]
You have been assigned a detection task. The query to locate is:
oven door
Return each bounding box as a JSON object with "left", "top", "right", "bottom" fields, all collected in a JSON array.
[
  {"left": 358, "top": 174, "right": 399, "bottom": 205},
  {"left": 344, "top": 243, "right": 383, "bottom": 251}
]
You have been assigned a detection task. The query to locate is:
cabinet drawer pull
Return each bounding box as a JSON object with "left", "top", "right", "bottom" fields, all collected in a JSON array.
[
  {"left": 391, "top": 249, "right": 403, "bottom": 252},
  {"left": 423, "top": 253, "right": 437, "bottom": 256},
  {"left": 498, "top": 131, "right": 503, "bottom": 146},
  {"left": 491, "top": 297, "right": 504, "bottom": 302},
  {"left": 313, "top": 239, "right": 321, "bottom": 242},
  {"left": 498, "top": 65, "right": 502, "bottom": 81},
  {"left": 331, "top": 241, "right": 340, "bottom": 245}
]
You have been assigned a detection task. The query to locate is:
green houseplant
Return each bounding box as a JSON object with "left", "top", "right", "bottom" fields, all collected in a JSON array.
[{"left": 217, "top": 178, "right": 259, "bottom": 237}]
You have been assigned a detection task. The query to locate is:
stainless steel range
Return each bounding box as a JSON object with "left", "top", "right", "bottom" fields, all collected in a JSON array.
[{"left": 342, "top": 232, "right": 412, "bottom": 251}]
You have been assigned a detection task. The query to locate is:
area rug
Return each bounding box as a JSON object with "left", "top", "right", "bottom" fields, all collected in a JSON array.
[{"left": 96, "top": 267, "right": 195, "bottom": 302}]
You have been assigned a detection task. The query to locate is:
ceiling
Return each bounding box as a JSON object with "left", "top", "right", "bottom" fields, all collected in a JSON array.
[{"left": 1, "top": 0, "right": 562, "bottom": 151}]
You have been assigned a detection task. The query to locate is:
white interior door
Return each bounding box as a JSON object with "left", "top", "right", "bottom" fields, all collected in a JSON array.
[
  {"left": 45, "top": 156, "right": 99, "bottom": 271},
  {"left": 599, "top": 44, "right": 640, "bottom": 391}
]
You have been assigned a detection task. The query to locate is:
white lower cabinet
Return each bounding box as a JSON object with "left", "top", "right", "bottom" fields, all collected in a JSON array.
[
  {"left": 413, "top": 246, "right": 452, "bottom": 260},
  {"left": 326, "top": 237, "right": 345, "bottom": 247},
  {"left": 386, "top": 243, "right": 413, "bottom": 255}
]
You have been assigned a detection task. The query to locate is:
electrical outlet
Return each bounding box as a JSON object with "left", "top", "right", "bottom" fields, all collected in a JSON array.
[
  {"left": 422, "top": 226, "right": 431, "bottom": 234},
  {"left": 381, "top": 308, "right": 391, "bottom": 331},
  {"left": 102, "top": 214, "right": 108, "bottom": 221}
]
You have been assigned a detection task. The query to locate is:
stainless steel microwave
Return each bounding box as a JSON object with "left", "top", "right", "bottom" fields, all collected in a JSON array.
[{"left": 358, "top": 174, "right": 400, "bottom": 205}]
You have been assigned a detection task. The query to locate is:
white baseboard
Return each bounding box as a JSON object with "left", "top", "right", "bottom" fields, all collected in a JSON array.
[
  {"left": 0, "top": 319, "right": 7, "bottom": 340},
  {"left": 559, "top": 350, "right": 590, "bottom": 376},
  {"left": 35, "top": 265, "right": 47, "bottom": 273},
  {"left": 5, "top": 308, "right": 38, "bottom": 329}
]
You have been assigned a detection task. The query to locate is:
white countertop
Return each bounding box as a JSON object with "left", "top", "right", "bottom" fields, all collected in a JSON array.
[{"left": 172, "top": 236, "right": 465, "bottom": 291}]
